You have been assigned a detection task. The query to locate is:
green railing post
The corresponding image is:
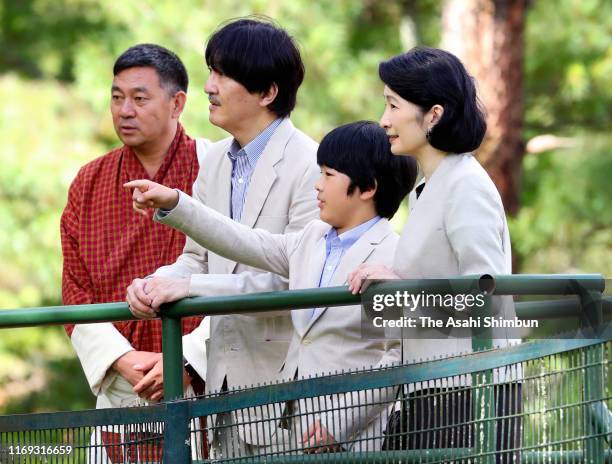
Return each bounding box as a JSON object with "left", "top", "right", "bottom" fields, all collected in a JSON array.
[
  {"left": 163, "top": 400, "right": 191, "bottom": 463},
  {"left": 581, "top": 287, "right": 605, "bottom": 464},
  {"left": 161, "top": 315, "right": 184, "bottom": 401},
  {"left": 472, "top": 293, "right": 496, "bottom": 464}
]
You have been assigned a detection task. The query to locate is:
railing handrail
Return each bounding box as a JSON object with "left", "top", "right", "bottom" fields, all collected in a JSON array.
[
  {"left": 0, "top": 273, "right": 606, "bottom": 401},
  {"left": 0, "top": 274, "right": 606, "bottom": 328}
]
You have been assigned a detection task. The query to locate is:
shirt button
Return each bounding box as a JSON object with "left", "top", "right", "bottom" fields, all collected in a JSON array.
[
  {"left": 238, "top": 178, "right": 244, "bottom": 184},
  {"left": 303, "top": 338, "right": 311, "bottom": 345}
]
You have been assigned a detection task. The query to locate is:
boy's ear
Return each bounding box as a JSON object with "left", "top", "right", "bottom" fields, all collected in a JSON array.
[{"left": 359, "top": 180, "right": 377, "bottom": 201}]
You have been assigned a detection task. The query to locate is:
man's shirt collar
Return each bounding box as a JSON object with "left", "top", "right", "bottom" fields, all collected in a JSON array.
[{"left": 227, "top": 117, "right": 283, "bottom": 167}]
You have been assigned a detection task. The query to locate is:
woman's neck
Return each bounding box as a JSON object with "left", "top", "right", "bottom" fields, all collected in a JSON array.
[{"left": 416, "top": 146, "right": 447, "bottom": 180}]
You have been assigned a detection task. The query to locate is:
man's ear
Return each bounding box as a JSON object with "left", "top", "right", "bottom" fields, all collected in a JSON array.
[
  {"left": 171, "top": 91, "right": 187, "bottom": 119},
  {"left": 259, "top": 83, "right": 279, "bottom": 108}
]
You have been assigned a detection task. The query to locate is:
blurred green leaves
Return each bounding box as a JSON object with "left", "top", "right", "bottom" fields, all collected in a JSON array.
[
  {"left": 513, "top": 0, "right": 612, "bottom": 273},
  {"left": 524, "top": 0, "right": 611, "bottom": 133}
]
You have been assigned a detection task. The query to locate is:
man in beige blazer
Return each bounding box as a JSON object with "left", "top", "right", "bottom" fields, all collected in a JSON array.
[
  {"left": 125, "top": 18, "right": 319, "bottom": 455},
  {"left": 126, "top": 121, "right": 418, "bottom": 454}
]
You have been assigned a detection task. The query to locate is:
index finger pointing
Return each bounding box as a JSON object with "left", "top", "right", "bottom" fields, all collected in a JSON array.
[{"left": 124, "top": 179, "right": 151, "bottom": 191}]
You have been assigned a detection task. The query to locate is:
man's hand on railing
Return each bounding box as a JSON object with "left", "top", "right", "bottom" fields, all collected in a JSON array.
[
  {"left": 145, "top": 277, "right": 189, "bottom": 310},
  {"left": 126, "top": 277, "right": 189, "bottom": 319},
  {"left": 132, "top": 353, "right": 191, "bottom": 402},
  {"left": 123, "top": 179, "right": 179, "bottom": 216},
  {"left": 126, "top": 278, "right": 156, "bottom": 319},
  {"left": 302, "top": 419, "right": 342, "bottom": 454},
  {"left": 111, "top": 350, "right": 162, "bottom": 387}
]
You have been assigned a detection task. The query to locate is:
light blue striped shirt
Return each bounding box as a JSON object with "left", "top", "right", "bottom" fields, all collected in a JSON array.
[
  {"left": 227, "top": 118, "right": 283, "bottom": 220},
  {"left": 306, "top": 216, "right": 382, "bottom": 321}
]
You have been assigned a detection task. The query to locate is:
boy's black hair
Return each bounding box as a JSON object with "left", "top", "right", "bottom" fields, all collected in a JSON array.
[
  {"left": 379, "top": 46, "right": 487, "bottom": 154},
  {"left": 205, "top": 16, "right": 304, "bottom": 118},
  {"left": 317, "top": 121, "right": 417, "bottom": 219},
  {"left": 113, "top": 43, "right": 188, "bottom": 95}
]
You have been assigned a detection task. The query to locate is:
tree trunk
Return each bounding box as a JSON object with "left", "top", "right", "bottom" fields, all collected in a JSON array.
[{"left": 441, "top": 0, "right": 526, "bottom": 216}]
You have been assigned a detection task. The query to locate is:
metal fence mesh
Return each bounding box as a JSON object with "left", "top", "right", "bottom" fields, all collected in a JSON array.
[
  {"left": 191, "top": 341, "right": 611, "bottom": 463},
  {"left": 0, "top": 420, "right": 206, "bottom": 463},
  {"left": 1, "top": 341, "right": 610, "bottom": 463}
]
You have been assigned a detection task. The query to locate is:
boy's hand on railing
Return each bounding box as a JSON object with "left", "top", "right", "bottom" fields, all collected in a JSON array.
[
  {"left": 347, "top": 263, "right": 400, "bottom": 294},
  {"left": 132, "top": 353, "right": 191, "bottom": 402},
  {"left": 127, "top": 278, "right": 156, "bottom": 319},
  {"left": 302, "top": 420, "right": 341, "bottom": 453},
  {"left": 112, "top": 350, "right": 162, "bottom": 387},
  {"left": 123, "top": 179, "right": 179, "bottom": 216}
]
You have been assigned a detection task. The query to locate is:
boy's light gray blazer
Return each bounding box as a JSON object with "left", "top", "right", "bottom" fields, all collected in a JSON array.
[
  {"left": 153, "top": 118, "right": 320, "bottom": 397},
  {"left": 157, "top": 198, "right": 401, "bottom": 449},
  {"left": 392, "top": 153, "right": 518, "bottom": 374}
]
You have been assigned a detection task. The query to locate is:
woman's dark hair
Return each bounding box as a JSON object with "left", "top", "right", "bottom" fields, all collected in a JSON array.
[
  {"left": 205, "top": 16, "right": 304, "bottom": 118},
  {"left": 317, "top": 121, "right": 417, "bottom": 219},
  {"left": 114, "top": 43, "right": 188, "bottom": 95},
  {"left": 379, "top": 46, "right": 487, "bottom": 154}
]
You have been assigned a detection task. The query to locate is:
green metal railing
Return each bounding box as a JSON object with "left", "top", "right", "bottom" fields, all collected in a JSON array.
[{"left": 0, "top": 274, "right": 610, "bottom": 463}]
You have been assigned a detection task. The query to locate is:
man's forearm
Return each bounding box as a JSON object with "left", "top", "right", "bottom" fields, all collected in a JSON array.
[{"left": 71, "top": 323, "right": 134, "bottom": 395}]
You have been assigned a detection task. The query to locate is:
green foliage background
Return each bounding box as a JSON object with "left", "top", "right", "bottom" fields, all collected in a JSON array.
[{"left": 0, "top": 0, "right": 610, "bottom": 412}]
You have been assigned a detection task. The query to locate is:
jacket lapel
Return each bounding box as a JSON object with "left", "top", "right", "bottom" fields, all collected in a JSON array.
[
  {"left": 302, "top": 219, "right": 393, "bottom": 336},
  {"left": 206, "top": 140, "right": 235, "bottom": 275},
  {"left": 225, "top": 119, "right": 294, "bottom": 274},
  {"left": 239, "top": 119, "right": 294, "bottom": 229},
  {"left": 292, "top": 234, "right": 327, "bottom": 336},
  {"left": 216, "top": 155, "right": 233, "bottom": 218}
]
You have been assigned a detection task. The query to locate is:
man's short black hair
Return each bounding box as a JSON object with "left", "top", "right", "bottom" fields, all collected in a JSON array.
[
  {"left": 379, "top": 46, "right": 487, "bottom": 154},
  {"left": 205, "top": 16, "right": 304, "bottom": 118},
  {"left": 113, "top": 43, "right": 188, "bottom": 95},
  {"left": 317, "top": 121, "right": 417, "bottom": 219}
]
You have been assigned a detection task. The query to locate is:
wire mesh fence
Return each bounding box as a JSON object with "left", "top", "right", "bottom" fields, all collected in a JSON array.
[
  {"left": 189, "top": 341, "right": 610, "bottom": 463},
  {"left": 0, "top": 413, "right": 204, "bottom": 463},
  {"left": 1, "top": 339, "right": 610, "bottom": 463}
]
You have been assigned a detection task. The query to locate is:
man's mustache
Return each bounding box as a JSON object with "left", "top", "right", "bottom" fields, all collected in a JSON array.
[{"left": 208, "top": 95, "right": 221, "bottom": 106}]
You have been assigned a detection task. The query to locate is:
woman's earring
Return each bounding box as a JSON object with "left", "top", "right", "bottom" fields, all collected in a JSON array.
[{"left": 426, "top": 127, "right": 432, "bottom": 141}]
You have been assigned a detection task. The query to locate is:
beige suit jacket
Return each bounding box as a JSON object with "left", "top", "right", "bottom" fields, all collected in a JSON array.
[
  {"left": 393, "top": 153, "right": 518, "bottom": 377},
  {"left": 154, "top": 118, "right": 319, "bottom": 395},
  {"left": 157, "top": 197, "right": 401, "bottom": 448}
]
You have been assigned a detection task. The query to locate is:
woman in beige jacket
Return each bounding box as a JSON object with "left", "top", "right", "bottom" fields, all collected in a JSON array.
[{"left": 348, "top": 47, "right": 520, "bottom": 460}]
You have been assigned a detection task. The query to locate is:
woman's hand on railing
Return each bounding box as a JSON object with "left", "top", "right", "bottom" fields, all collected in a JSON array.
[
  {"left": 123, "top": 179, "right": 179, "bottom": 216},
  {"left": 347, "top": 263, "right": 400, "bottom": 294}
]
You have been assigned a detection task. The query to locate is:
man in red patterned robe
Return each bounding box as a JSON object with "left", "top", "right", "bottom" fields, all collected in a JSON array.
[{"left": 60, "top": 44, "right": 204, "bottom": 411}]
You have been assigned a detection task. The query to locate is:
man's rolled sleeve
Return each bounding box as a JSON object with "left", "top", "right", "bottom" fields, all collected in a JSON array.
[{"left": 71, "top": 323, "right": 134, "bottom": 395}]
